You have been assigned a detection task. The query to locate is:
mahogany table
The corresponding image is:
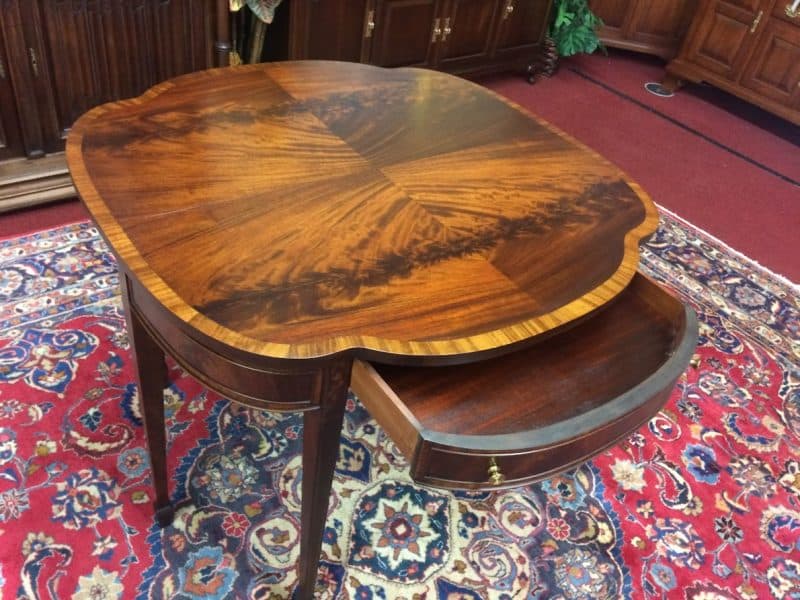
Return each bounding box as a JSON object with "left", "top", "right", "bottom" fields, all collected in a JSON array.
[{"left": 67, "top": 61, "right": 675, "bottom": 598}]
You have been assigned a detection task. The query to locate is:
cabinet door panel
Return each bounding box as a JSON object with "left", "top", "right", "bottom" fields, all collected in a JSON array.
[
  {"left": 684, "top": 0, "right": 764, "bottom": 80},
  {"left": 589, "top": 0, "right": 632, "bottom": 35},
  {"left": 371, "top": 0, "right": 440, "bottom": 67},
  {"left": 0, "top": 0, "right": 58, "bottom": 157},
  {"left": 39, "top": 0, "right": 215, "bottom": 140},
  {"left": 0, "top": 21, "right": 26, "bottom": 160},
  {"left": 494, "top": 0, "right": 550, "bottom": 54},
  {"left": 437, "top": 0, "right": 498, "bottom": 67},
  {"left": 740, "top": 19, "right": 800, "bottom": 107},
  {"left": 292, "top": 0, "right": 369, "bottom": 61},
  {"left": 630, "top": 1, "right": 696, "bottom": 48}
]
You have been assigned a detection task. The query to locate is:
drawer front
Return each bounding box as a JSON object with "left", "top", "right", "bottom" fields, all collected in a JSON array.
[{"left": 412, "top": 387, "right": 673, "bottom": 490}]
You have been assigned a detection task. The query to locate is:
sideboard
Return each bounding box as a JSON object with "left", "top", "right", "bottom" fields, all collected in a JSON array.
[
  {"left": 284, "top": 0, "right": 553, "bottom": 78},
  {"left": 0, "top": 0, "right": 225, "bottom": 210},
  {"left": 664, "top": 0, "right": 800, "bottom": 125}
]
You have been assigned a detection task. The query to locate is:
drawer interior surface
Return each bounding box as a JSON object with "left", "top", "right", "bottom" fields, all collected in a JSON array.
[{"left": 366, "top": 275, "right": 688, "bottom": 438}]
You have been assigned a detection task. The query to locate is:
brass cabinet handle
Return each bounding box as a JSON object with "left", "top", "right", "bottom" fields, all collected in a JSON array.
[
  {"left": 786, "top": 0, "right": 800, "bottom": 18},
  {"left": 442, "top": 17, "right": 452, "bottom": 41},
  {"left": 364, "top": 9, "right": 375, "bottom": 38},
  {"left": 502, "top": 0, "right": 515, "bottom": 21},
  {"left": 431, "top": 17, "right": 441, "bottom": 42},
  {"left": 28, "top": 47, "right": 39, "bottom": 77},
  {"left": 487, "top": 457, "right": 505, "bottom": 486},
  {"left": 749, "top": 10, "right": 763, "bottom": 33}
]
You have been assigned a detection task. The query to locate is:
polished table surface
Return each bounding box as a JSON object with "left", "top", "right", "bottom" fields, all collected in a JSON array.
[{"left": 67, "top": 61, "right": 659, "bottom": 597}]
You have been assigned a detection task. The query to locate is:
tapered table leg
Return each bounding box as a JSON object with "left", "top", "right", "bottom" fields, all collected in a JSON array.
[
  {"left": 120, "top": 279, "right": 172, "bottom": 526},
  {"left": 295, "top": 361, "right": 351, "bottom": 600}
]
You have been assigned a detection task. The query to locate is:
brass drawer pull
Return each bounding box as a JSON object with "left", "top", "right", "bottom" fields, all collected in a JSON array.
[
  {"left": 431, "top": 17, "right": 441, "bottom": 42},
  {"left": 502, "top": 0, "right": 515, "bottom": 21},
  {"left": 364, "top": 9, "right": 375, "bottom": 38},
  {"left": 28, "top": 47, "right": 39, "bottom": 77},
  {"left": 442, "top": 17, "right": 452, "bottom": 41},
  {"left": 488, "top": 458, "right": 505, "bottom": 486},
  {"left": 750, "top": 10, "right": 763, "bottom": 33}
]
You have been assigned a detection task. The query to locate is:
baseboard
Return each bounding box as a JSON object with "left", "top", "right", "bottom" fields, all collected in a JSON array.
[{"left": 0, "top": 153, "right": 76, "bottom": 213}]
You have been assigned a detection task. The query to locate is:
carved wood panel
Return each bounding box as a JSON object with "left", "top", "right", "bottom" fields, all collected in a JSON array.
[
  {"left": 630, "top": 1, "right": 696, "bottom": 47},
  {"left": 370, "top": 0, "right": 441, "bottom": 68},
  {"left": 437, "top": 0, "right": 499, "bottom": 68},
  {"left": 0, "top": 0, "right": 60, "bottom": 157},
  {"left": 590, "top": 0, "right": 698, "bottom": 59},
  {"left": 683, "top": 0, "right": 765, "bottom": 80},
  {"left": 740, "top": 18, "right": 800, "bottom": 107},
  {"left": 493, "top": 0, "right": 550, "bottom": 55},
  {"left": 0, "top": 22, "right": 26, "bottom": 160},
  {"left": 296, "top": 0, "right": 369, "bottom": 62},
  {"left": 38, "top": 0, "right": 216, "bottom": 140}
]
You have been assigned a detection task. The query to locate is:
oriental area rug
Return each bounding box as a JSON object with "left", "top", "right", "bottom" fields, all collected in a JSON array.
[{"left": 0, "top": 210, "right": 797, "bottom": 600}]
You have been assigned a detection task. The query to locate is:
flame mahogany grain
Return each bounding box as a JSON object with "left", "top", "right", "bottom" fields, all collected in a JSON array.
[{"left": 68, "top": 61, "right": 658, "bottom": 363}]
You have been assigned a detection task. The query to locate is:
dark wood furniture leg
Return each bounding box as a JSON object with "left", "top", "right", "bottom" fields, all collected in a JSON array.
[
  {"left": 120, "top": 278, "right": 172, "bottom": 526},
  {"left": 296, "top": 360, "right": 351, "bottom": 600}
]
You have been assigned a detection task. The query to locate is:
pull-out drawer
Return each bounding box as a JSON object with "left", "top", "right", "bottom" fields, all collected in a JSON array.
[{"left": 351, "top": 274, "right": 698, "bottom": 490}]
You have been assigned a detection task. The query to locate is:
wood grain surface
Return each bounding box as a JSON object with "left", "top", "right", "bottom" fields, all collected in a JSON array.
[{"left": 67, "top": 61, "right": 659, "bottom": 362}]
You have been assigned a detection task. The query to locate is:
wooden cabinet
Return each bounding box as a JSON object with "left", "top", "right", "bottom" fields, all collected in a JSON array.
[
  {"left": 436, "top": 0, "right": 499, "bottom": 70},
  {"left": 494, "top": 0, "right": 552, "bottom": 56},
  {"left": 0, "top": 36, "right": 25, "bottom": 160},
  {"left": 281, "top": 0, "right": 553, "bottom": 78},
  {"left": 369, "top": 0, "right": 442, "bottom": 68},
  {"left": 739, "top": 7, "right": 800, "bottom": 108},
  {"left": 666, "top": 0, "right": 800, "bottom": 124},
  {"left": 0, "top": 0, "right": 225, "bottom": 210},
  {"left": 589, "top": 0, "right": 697, "bottom": 59},
  {"left": 288, "top": 0, "right": 370, "bottom": 62},
  {"left": 1, "top": 0, "right": 219, "bottom": 159},
  {"left": 679, "top": 0, "right": 762, "bottom": 78}
]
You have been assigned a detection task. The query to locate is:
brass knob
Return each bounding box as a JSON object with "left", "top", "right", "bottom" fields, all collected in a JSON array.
[
  {"left": 442, "top": 17, "right": 452, "bottom": 41},
  {"left": 488, "top": 458, "right": 505, "bottom": 486},
  {"left": 749, "top": 10, "right": 763, "bottom": 33},
  {"left": 365, "top": 10, "right": 375, "bottom": 38},
  {"left": 689, "top": 355, "right": 701, "bottom": 369},
  {"left": 431, "top": 18, "right": 442, "bottom": 42},
  {"left": 786, "top": 1, "right": 800, "bottom": 18}
]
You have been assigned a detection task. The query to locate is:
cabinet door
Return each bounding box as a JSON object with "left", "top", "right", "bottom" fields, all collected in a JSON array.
[
  {"left": 0, "top": 22, "right": 26, "bottom": 160},
  {"left": 627, "top": 1, "right": 697, "bottom": 58},
  {"left": 38, "top": 0, "right": 216, "bottom": 142},
  {"left": 290, "top": 0, "right": 370, "bottom": 62},
  {"left": 682, "top": 0, "right": 766, "bottom": 81},
  {"left": 739, "top": 17, "right": 800, "bottom": 108},
  {"left": 436, "top": 0, "right": 499, "bottom": 70},
  {"left": 590, "top": 0, "right": 633, "bottom": 42},
  {"left": 0, "top": 0, "right": 59, "bottom": 157},
  {"left": 370, "top": 0, "right": 442, "bottom": 67},
  {"left": 493, "top": 0, "right": 551, "bottom": 56}
]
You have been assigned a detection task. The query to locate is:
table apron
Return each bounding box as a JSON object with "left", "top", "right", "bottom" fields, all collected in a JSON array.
[{"left": 123, "top": 273, "right": 353, "bottom": 412}]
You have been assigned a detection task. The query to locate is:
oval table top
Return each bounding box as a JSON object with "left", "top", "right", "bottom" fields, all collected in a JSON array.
[{"left": 67, "top": 61, "right": 658, "bottom": 362}]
